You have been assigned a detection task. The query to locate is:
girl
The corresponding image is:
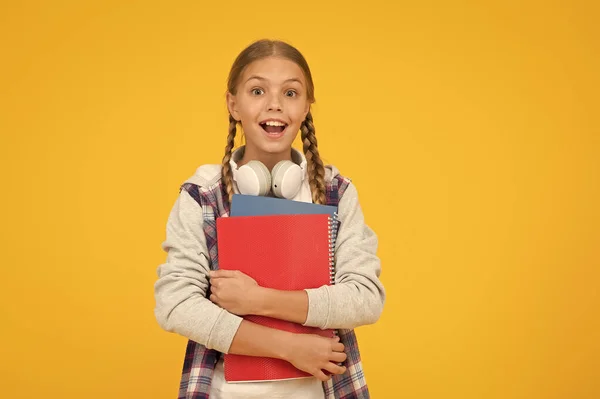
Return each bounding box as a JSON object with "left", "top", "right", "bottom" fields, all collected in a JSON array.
[{"left": 154, "top": 39, "right": 385, "bottom": 399}]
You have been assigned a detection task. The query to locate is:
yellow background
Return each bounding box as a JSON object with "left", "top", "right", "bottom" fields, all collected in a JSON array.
[{"left": 1, "top": 1, "right": 598, "bottom": 398}]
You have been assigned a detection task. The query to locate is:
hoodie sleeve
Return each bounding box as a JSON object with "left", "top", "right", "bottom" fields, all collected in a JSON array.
[
  {"left": 154, "top": 187, "right": 243, "bottom": 353},
  {"left": 303, "top": 182, "right": 385, "bottom": 329}
]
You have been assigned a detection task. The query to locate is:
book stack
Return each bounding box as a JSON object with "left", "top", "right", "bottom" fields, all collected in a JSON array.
[{"left": 215, "top": 194, "right": 339, "bottom": 383}]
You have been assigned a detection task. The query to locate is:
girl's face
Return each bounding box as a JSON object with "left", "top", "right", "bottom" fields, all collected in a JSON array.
[{"left": 227, "top": 56, "right": 310, "bottom": 161}]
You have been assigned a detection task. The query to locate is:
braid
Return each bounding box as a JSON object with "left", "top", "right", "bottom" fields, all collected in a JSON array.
[
  {"left": 301, "top": 111, "right": 327, "bottom": 205},
  {"left": 221, "top": 115, "right": 237, "bottom": 204}
]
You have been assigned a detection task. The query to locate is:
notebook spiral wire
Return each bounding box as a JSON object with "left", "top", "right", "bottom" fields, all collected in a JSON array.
[
  {"left": 328, "top": 212, "right": 342, "bottom": 349},
  {"left": 327, "top": 212, "right": 339, "bottom": 282}
]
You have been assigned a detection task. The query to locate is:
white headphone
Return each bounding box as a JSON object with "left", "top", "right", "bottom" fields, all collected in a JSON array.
[{"left": 234, "top": 159, "right": 304, "bottom": 199}]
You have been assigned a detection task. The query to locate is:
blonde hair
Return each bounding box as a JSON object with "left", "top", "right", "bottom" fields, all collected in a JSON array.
[{"left": 221, "top": 39, "right": 326, "bottom": 205}]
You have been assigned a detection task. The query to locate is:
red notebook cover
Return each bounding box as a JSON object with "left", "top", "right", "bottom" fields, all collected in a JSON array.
[{"left": 216, "top": 213, "right": 336, "bottom": 383}]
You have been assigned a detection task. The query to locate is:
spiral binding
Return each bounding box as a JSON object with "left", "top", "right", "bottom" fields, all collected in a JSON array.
[
  {"left": 327, "top": 212, "right": 339, "bottom": 284},
  {"left": 328, "top": 212, "right": 341, "bottom": 345}
]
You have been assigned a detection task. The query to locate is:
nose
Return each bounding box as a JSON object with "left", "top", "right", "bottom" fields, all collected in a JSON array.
[{"left": 267, "top": 92, "right": 283, "bottom": 112}]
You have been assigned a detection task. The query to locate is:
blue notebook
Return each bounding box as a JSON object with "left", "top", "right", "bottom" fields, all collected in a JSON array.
[{"left": 230, "top": 194, "right": 338, "bottom": 217}]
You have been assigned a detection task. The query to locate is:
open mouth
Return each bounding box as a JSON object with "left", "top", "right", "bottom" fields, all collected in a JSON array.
[{"left": 260, "top": 120, "right": 288, "bottom": 135}]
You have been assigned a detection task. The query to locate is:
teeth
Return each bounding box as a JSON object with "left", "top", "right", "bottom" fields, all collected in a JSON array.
[{"left": 264, "top": 121, "right": 286, "bottom": 126}]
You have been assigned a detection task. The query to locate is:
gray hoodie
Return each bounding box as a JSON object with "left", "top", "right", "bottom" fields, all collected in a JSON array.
[{"left": 154, "top": 162, "right": 385, "bottom": 354}]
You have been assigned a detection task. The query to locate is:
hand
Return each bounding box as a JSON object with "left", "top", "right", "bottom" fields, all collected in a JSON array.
[
  {"left": 284, "top": 334, "right": 347, "bottom": 381},
  {"left": 208, "top": 270, "right": 262, "bottom": 316}
]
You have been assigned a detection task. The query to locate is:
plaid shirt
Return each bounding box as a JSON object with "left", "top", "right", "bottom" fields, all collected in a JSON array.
[{"left": 176, "top": 173, "right": 370, "bottom": 399}]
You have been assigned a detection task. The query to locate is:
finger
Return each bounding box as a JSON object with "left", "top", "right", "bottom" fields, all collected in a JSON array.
[
  {"left": 210, "top": 294, "right": 218, "bottom": 303},
  {"left": 209, "top": 270, "right": 241, "bottom": 279},
  {"left": 314, "top": 369, "right": 330, "bottom": 382},
  {"left": 330, "top": 351, "right": 347, "bottom": 364},
  {"left": 323, "top": 362, "right": 347, "bottom": 376},
  {"left": 332, "top": 342, "right": 345, "bottom": 352}
]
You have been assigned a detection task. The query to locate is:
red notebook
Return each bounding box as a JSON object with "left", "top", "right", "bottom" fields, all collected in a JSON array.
[{"left": 215, "top": 213, "right": 337, "bottom": 383}]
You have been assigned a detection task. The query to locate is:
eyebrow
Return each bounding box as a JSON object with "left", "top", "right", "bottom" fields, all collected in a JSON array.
[{"left": 245, "top": 75, "right": 304, "bottom": 86}]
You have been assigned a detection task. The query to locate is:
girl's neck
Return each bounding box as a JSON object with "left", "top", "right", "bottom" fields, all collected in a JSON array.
[{"left": 238, "top": 145, "right": 293, "bottom": 171}]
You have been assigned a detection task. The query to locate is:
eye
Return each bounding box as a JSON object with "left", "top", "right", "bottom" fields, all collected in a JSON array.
[
  {"left": 285, "top": 90, "right": 297, "bottom": 97},
  {"left": 251, "top": 88, "right": 264, "bottom": 96}
]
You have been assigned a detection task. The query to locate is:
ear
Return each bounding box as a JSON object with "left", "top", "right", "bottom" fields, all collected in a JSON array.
[
  {"left": 303, "top": 100, "right": 310, "bottom": 119},
  {"left": 227, "top": 92, "right": 240, "bottom": 121}
]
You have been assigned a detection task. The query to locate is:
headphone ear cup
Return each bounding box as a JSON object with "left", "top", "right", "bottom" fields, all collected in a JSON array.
[
  {"left": 271, "top": 160, "right": 302, "bottom": 199},
  {"left": 236, "top": 160, "right": 272, "bottom": 196}
]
